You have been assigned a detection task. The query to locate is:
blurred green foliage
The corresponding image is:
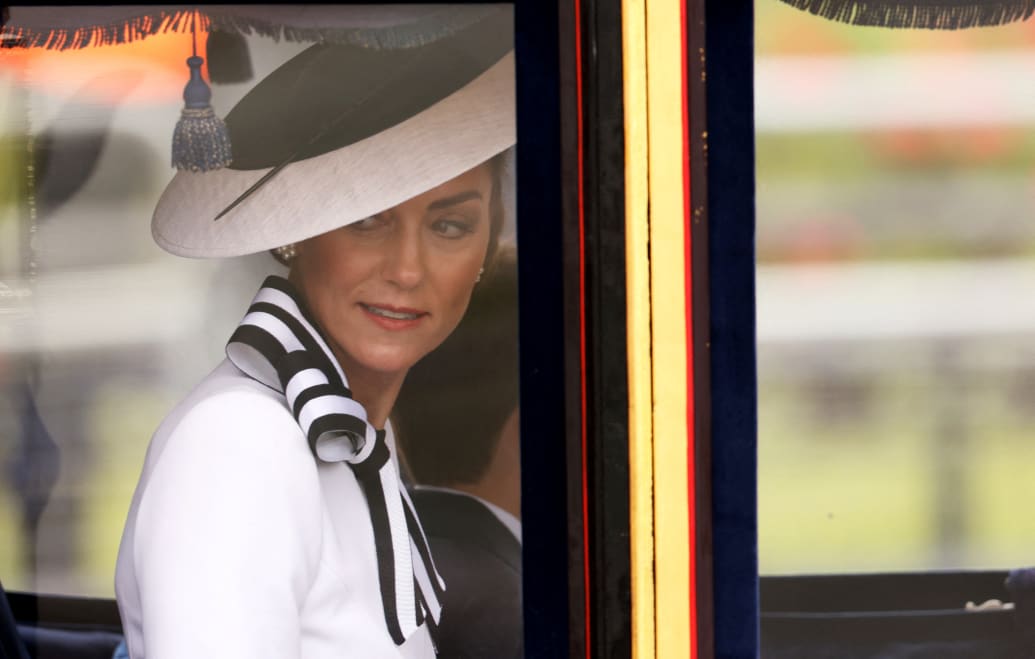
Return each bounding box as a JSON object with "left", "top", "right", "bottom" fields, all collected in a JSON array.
[
  {"left": 757, "top": 130, "right": 1035, "bottom": 180},
  {"left": 757, "top": 0, "right": 1035, "bottom": 575},
  {"left": 760, "top": 363, "right": 1035, "bottom": 573}
]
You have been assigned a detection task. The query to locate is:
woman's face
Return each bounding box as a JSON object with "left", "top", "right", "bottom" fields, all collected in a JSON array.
[{"left": 291, "top": 164, "right": 493, "bottom": 383}]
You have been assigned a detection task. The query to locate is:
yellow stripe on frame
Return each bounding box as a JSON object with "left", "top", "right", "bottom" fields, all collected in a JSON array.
[
  {"left": 646, "top": 0, "right": 693, "bottom": 656},
  {"left": 621, "top": 0, "right": 655, "bottom": 656}
]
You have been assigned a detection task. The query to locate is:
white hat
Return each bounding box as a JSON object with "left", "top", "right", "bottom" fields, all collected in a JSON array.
[{"left": 152, "top": 7, "right": 514, "bottom": 258}]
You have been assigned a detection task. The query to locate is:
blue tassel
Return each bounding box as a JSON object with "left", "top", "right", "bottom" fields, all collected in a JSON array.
[{"left": 172, "top": 55, "right": 232, "bottom": 172}]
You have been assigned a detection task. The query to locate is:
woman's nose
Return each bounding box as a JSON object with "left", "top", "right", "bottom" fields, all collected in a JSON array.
[{"left": 382, "top": 221, "right": 425, "bottom": 289}]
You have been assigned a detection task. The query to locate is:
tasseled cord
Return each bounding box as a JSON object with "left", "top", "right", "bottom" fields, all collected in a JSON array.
[{"left": 172, "top": 13, "right": 232, "bottom": 172}]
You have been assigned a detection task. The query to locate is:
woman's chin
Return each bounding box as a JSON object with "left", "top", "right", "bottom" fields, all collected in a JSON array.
[{"left": 343, "top": 346, "right": 427, "bottom": 381}]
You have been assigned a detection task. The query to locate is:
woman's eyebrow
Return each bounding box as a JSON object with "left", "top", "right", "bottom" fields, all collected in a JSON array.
[{"left": 426, "top": 190, "right": 484, "bottom": 211}]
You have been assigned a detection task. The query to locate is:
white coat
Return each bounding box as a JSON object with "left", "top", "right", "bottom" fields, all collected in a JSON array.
[{"left": 115, "top": 359, "right": 436, "bottom": 659}]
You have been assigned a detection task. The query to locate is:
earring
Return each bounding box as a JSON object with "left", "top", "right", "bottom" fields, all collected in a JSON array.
[
  {"left": 272, "top": 243, "right": 297, "bottom": 265},
  {"left": 475, "top": 267, "right": 484, "bottom": 283}
]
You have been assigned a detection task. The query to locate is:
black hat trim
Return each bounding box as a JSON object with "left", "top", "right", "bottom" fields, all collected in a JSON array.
[{"left": 224, "top": 7, "right": 513, "bottom": 170}]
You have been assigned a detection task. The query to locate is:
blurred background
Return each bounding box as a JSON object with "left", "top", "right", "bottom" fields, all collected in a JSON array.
[
  {"left": 0, "top": 26, "right": 309, "bottom": 597},
  {"left": 756, "top": 3, "right": 1035, "bottom": 573}
]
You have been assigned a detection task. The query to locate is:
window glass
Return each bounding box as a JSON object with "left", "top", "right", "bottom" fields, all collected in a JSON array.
[
  {"left": 756, "top": 3, "right": 1035, "bottom": 573},
  {"left": 0, "top": 28, "right": 312, "bottom": 595},
  {"left": 0, "top": 7, "right": 521, "bottom": 624}
]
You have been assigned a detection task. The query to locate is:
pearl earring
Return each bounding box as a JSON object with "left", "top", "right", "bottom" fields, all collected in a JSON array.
[
  {"left": 475, "top": 267, "right": 484, "bottom": 283},
  {"left": 272, "top": 243, "right": 297, "bottom": 265}
]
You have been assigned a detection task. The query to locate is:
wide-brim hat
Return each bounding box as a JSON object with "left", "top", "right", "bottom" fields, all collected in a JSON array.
[{"left": 153, "top": 6, "right": 514, "bottom": 258}]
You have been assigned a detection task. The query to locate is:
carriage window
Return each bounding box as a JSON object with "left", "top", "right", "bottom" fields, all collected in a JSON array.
[
  {"left": 756, "top": 3, "right": 1035, "bottom": 573},
  {"left": 0, "top": 6, "right": 521, "bottom": 613}
]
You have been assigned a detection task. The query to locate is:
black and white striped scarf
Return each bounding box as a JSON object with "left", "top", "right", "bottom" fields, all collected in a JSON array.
[{"left": 225, "top": 275, "right": 445, "bottom": 647}]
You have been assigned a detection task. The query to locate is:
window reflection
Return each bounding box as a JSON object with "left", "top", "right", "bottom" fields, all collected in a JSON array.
[
  {"left": 0, "top": 32, "right": 307, "bottom": 596},
  {"left": 756, "top": 3, "right": 1035, "bottom": 573}
]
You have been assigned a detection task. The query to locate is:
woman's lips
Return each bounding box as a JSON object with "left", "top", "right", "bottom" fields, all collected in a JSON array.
[{"left": 359, "top": 303, "right": 428, "bottom": 330}]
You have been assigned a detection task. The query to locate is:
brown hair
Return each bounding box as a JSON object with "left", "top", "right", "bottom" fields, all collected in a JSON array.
[
  {"left": 393, "top": 246, "right": 518, "bottom": 486},
  {"left": 482, "top": 150, "right": 507, "bottom": 274}
]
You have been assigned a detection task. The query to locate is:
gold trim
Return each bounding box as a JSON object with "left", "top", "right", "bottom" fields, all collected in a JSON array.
[
  {"left": 622, "top": 0, "right": 655, "bottom": 656},
  {"left": 646, "top": 0, "right": 692, "bottom": 655}
]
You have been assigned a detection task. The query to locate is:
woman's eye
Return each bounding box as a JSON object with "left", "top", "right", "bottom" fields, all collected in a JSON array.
[
  {"left": 348, "top": 216, "right": 387, "bottom": 232},
  {"left": 431, "top": 217, "right": 475, "bottom": 239}
]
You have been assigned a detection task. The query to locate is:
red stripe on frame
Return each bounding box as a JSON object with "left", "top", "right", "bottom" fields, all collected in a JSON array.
[
  {"left": 573, "top": 0, "right": 592, "bottom": 656},
  {"left": 680, "top": 0, "right": 698, "bottom": 656}
]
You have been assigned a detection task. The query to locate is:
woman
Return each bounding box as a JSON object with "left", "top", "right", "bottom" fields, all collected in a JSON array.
[{"left": 114, "top": 7, "right": 514, "bottom": 658}]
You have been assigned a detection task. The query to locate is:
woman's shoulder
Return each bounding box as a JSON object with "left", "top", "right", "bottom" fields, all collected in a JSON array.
[
  {"left": 142, "top": 359, "right": 316, "bottom": 484},
  {"left": 126, "top": 358, "right": 326, "bottom": 558},
  {"left": 165, "top": 358, "right": 290, "bottom": 421},
  {"left": 118, "top": 361, "right": 329, "bottom": 652},
  {"left": 164, "top": 359, "right": 294, "bottom": 431}
]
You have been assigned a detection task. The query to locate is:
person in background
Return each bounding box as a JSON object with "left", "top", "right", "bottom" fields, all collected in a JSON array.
[{"left": 393, "top": 246, "right": 522, "bottom": 659}]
